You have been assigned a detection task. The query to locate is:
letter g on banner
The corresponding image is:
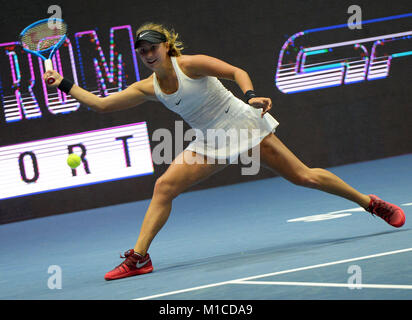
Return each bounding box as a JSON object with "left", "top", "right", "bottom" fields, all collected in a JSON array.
[{"left": 275, "top": 13, "right": 412, "bottom": 94}]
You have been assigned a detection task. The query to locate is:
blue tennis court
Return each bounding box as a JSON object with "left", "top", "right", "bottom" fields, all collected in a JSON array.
[{"left": 1, "top": 153, "right": 411, "bottom": 300}]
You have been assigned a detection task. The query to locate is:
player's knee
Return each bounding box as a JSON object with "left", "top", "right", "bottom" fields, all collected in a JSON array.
[
  {"left": 153, "top": 177, "right": 179, "bottom": 201},
  {"left": 292, "top": 169, "right": 320, "bottom": 189}
]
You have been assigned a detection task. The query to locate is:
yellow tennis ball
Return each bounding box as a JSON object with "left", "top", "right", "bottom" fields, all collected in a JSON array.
[{"left": 67, "top": 153, "right": 81, "bottom": 169}]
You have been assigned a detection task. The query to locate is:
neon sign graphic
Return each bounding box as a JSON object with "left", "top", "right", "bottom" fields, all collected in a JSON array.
[
  {"left": 0, "top": 25, "right": 139, "bottom": 123},
  {"left": 275, "top": 13, "right": 412, "bottom": 94}
]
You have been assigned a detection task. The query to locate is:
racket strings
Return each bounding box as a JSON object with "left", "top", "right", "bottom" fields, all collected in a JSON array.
[{"left": 20, "top": 21, "right": 67, "bottom": 52}]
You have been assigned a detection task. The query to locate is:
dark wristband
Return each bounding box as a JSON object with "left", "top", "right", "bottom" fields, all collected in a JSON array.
[
  {"left": 244, "top": 90, "right": 257, "bottom": 103},
  {"left": 58, "top": 78, "right": 74, "bottom": 94}
]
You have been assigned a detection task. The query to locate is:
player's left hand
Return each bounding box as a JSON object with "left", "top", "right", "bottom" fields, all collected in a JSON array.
[{"left": 248, "top": 97, "right": 272, "bottom": 118}]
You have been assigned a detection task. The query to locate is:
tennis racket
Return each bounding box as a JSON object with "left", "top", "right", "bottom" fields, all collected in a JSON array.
[{"left": 19, "top": 18, "right": 68, "bottom": 85}]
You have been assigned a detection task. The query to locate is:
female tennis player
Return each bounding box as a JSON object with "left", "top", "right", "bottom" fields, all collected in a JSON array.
[{"left": 44, "top": 23, "right": 405, "bottom": 281}]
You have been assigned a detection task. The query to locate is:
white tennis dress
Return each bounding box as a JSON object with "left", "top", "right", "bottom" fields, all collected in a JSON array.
[{"left": 153, "top": 56, "right": 279, "bottom": 162}]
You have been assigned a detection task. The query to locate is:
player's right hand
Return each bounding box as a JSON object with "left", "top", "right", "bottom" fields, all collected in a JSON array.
[{"left": 43, "top": 70, "right": 63, "bottom": 88}]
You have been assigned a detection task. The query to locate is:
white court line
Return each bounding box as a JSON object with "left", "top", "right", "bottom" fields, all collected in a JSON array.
[
  {"left": 135, "top": 247, "right": 412, "bottom": 300},
  {"left": 232, "top": 280, "right": 412, "bottom": 290},
  {"left": 402, "top": 203, "right": 412, "bottom": 206}
]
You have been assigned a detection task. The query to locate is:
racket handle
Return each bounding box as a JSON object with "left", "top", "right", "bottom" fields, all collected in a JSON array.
[{"left": 44, "top": 59, "right": 55, "bottom": 85}]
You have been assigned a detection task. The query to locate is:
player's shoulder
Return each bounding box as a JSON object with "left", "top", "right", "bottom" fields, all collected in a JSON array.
[
  {"left": 178, "top": 54, "right": 211, "bottom": 66},
  {"left": 177, "top": 54, "right": 210, "bottom": 79}
]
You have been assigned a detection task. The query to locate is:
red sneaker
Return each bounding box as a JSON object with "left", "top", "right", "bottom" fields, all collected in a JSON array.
[
  {"left": 366, "top": 195, "right": 405, "bottom": 228},
  {"left": 104, "top": 249, "right": 153, "bottom": 281}
]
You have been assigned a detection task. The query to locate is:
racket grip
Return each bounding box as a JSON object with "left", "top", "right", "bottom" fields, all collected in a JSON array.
[{"left": 44, "top": 59, "right": 55, "bottom": 85}]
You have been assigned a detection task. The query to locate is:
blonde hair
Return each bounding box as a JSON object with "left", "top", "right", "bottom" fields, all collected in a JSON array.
[{"left": 136, "top": 23, "right": 184, "bottom": 57}]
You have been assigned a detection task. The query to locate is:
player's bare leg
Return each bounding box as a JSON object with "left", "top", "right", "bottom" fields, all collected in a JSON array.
[
  {"left": 134, "top": 151, "right": 227, "bottom": 255},
  {"left": 259, "top": 133, "right": 371, "bottom": 208},
  {"left": 259, "top": 133, "right": 405, "bottom": 227},
  {"left": 104, "top": 150, "right": 227, "bottom": 280}
]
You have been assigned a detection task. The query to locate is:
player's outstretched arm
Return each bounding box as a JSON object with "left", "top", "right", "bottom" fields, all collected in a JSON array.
[{"left": 43, "top": 70, "right": 156, "bottom": 113}]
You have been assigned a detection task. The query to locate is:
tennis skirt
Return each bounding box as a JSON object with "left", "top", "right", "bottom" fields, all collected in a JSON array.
[{"left": 185, "top": 97, "right": 279, "bottom": 163}]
